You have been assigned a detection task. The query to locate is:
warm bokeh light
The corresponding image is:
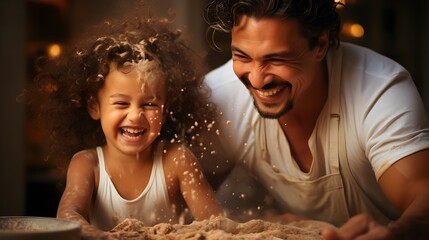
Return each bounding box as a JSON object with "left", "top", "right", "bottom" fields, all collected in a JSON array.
[
  {"left": 342, "top": 22, "right": 365, "bottom": 38},
  {"left": 47, "top": 43, "right": 61, "bottom": 58},
  {"left": 336, "top": 0, "right": 360, "bottom": 8}
]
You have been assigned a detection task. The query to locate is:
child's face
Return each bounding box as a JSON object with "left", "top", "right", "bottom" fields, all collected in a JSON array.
[{"left": 89, "top": 61, "right": 166, "bottom": 155}]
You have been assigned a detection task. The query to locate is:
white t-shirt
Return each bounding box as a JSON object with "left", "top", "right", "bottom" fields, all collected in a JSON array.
[{"left": 203, "top": 42, "right": 429, "bottom": 216}]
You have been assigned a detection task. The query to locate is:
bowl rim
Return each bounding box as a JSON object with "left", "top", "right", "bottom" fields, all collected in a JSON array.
[{"left": 0, "top": 216, "right": 81, "bottom": 234}]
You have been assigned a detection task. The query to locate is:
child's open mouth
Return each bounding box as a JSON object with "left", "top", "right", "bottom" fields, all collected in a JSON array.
[{"left": 120, "top": 127, "right": 145, "bottom": 139}]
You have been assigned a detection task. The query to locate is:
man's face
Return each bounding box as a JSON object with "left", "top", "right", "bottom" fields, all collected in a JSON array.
[{"left": 231, "top": 16, "right": 328, "bottom": 118}]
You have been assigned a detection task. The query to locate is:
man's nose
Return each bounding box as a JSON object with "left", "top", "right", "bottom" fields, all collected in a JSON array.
[{"left": 248, "top": 64, "right": 272, "bottom": 89}]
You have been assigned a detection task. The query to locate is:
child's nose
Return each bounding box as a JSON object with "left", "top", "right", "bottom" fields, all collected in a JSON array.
[{"left": 128, "top": 108, "right": 144, "bottom": 122}]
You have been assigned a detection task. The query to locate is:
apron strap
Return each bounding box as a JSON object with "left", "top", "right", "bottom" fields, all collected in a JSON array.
[
  {"left": 327, "top": 45, "right": 398, "bottom": 224},
  {"left": 327, "top": 47, "right": 342, "bottom": 171}
]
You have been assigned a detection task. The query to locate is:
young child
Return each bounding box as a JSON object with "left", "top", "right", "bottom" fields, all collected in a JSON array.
[{"left": 24, "top": 15, "right": 221, "bottom": 238}]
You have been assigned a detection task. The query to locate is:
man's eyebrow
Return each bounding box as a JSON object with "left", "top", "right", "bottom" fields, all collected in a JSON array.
[
  {"left": 263, "top": 51, "right": 293, "bottom": 59},
  {"left": 231, "top": 46, "right": 249, "bottom": 56},
  {"left": 231, "top": 46, "right": 293, "bottom": 59}
]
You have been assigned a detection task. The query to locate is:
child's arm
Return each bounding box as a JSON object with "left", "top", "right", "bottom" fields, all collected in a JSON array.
[
  {"left": 166, "top": 144, "right": 222, "bottom": 220},
  {"left": 56, "top": 150, "right": 107, "bottom": 239}
]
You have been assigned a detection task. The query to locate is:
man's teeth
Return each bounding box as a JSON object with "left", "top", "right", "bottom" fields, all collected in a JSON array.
[{"left": 257, "top": 88, "right": 281, "bottom": 97}]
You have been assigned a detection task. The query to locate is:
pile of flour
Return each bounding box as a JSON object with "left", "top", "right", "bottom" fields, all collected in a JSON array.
[{"left": 108, "top": 216, "right": 333, "bottom": 240}]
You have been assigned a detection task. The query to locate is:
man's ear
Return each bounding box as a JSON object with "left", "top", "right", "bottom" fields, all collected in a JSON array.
[
  {"left": 87, "top": 96, "right": 101, "bottom": 120},
  {"left": 315, "top": 31, "right": 330, "bottom": 61}
]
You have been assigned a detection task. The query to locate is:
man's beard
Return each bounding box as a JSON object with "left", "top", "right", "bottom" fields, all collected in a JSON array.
[
  {"left": 252, "top": 98, "right": 293, "bottom": 119},
  {"left": 240, "top": 76, "right": 293, "bottom": 118}
]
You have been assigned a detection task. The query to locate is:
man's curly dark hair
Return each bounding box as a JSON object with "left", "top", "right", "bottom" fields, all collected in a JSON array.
[
  {"left": 204, "top": 0, "right": 343, "bottom": 50},
  {"left": 23, "top": 15, "right": 216, "bottom": 163}
]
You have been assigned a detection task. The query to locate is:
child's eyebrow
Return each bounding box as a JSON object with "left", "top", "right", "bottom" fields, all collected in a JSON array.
[
  {"left": 109, "top": 93, "right": 129, "bottom": 98},
  {"left": 109, "top": 93, "right": 162, "bottom": 101},
  {"left": 145, "top": 95, "right": 163, "bottom": 101}
]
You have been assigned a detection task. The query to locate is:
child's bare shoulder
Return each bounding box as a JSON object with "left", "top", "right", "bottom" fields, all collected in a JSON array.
[
  {"left": 162, "top": 142, "right": 198, "bottom": 166},
  {"left": 161, "top": 142, "right": 205, "bottom": 183},
  {"left": 69, "top": 148, "right": 99, "bottom": 168},
  {"left": 163, "top": 142, "right": 196, "bottom": 157}
]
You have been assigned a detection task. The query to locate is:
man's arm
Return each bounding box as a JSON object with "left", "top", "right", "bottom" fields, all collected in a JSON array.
[
  {"left": 381, "top": 149, "right": 429, "bottom": 239},
  {"left": 323, "top": 149, "right": 429, "bottom": 239}
]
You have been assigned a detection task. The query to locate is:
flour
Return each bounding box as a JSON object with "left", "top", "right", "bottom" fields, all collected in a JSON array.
[{"left": 108, "top": 216, "right": 333, "bottom": 240}]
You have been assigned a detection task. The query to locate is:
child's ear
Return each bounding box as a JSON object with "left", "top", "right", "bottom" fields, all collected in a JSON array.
[{"left": 87, "top": 97, "right": 101, "bottom": 120}]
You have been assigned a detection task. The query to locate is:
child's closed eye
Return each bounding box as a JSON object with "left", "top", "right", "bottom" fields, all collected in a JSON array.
[
  {"left": 142, "top": 102, "right": 161, "bottom": 109},
  {"left": 113, "top": 101, "right": 129, "bottom": 108}
]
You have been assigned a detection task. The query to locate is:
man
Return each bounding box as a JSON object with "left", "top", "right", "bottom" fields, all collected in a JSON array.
[{"left": 201, "top": 0, "right": 429, "bottom": 239}]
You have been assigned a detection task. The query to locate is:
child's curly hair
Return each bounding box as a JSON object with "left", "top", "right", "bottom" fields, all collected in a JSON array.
[{"left": 23, "top": 15, "right": 216, "bottom": 163}]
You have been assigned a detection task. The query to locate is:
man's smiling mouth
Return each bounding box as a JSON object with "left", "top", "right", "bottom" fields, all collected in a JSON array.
[{"left": 256, "top": 87, "right": 283, "bottom": 97}]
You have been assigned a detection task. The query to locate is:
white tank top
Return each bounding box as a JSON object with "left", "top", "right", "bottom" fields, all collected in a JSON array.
[{"left": 89, "top": 142, "right": 177, "bottom": 230}]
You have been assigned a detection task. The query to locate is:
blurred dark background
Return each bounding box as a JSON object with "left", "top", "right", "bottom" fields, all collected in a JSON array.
[{"left": 1, "top": 0, "right": 429, "bottom": 218}]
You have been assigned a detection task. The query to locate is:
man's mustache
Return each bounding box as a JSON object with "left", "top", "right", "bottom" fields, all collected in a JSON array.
[{"left": 240, "top": 76, "right": 291, "bottom": 90}]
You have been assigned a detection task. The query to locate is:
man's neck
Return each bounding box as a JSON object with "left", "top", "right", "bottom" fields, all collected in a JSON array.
[{"left": 279, "top": 61, "right": 329, "bottom": 133}]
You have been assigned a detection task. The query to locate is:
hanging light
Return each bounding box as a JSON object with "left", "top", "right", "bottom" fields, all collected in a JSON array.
[
  {"left": 342, "top": 21, "right": 365, "bottom": 38},
  {"left": 47, "top": 43, "right": 61, "bottom": 58}
]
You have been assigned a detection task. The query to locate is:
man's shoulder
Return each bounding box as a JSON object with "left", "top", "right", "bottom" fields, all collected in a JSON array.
[
  {"left": 339, "top": 42, "right": 406, "bottom": 74},
  {"left": 204, "top": 59, "right": 251, "bottom": 107},
  {"left": 205, "top": 59, "right": 240, "bottom": 89},
  {"left": 340, "top": 42, "right": 379, "bottom": 55}
]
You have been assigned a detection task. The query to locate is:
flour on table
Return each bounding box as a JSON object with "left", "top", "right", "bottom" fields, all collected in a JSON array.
[{"left": 108, "top": 216, "right": 333, "bottom": 240}]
